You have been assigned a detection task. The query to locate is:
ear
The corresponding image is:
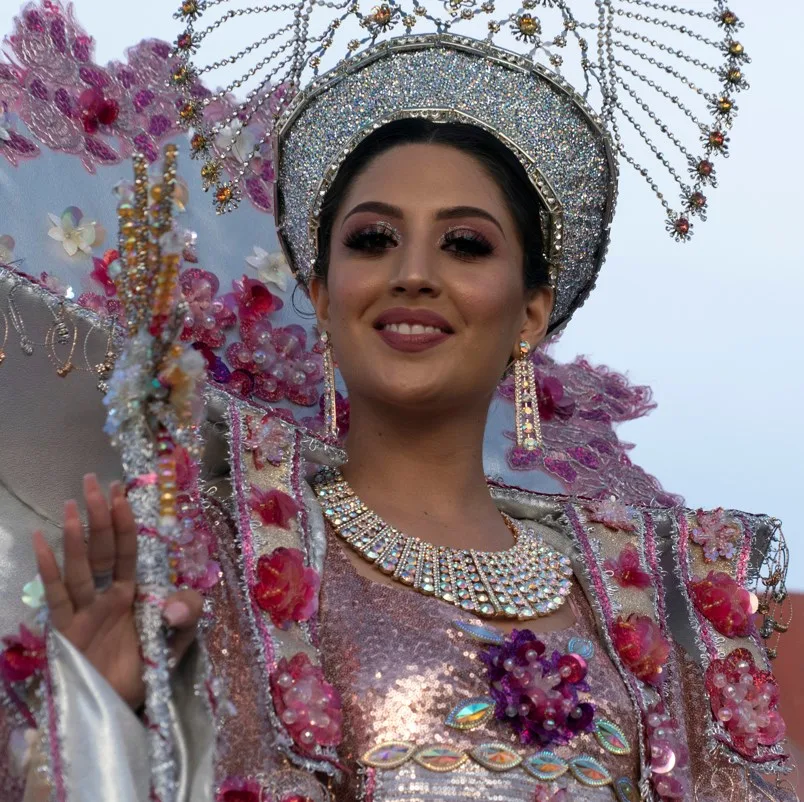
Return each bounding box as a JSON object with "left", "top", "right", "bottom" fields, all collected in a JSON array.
[
  {"left": 308, "top": 276, "right": 331, "bottom": 332},
  {"left": 515, "top": 285, "right": 554, "bottom": 358}
]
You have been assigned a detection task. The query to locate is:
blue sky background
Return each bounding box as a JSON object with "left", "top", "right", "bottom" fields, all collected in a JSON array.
[{"left": 2, "top": 2, "right": 801, "bottom": 588}]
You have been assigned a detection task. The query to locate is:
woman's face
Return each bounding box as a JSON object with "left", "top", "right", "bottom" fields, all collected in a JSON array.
[{"left": 310, "top": 142, "right": 553, "bottom": 416}]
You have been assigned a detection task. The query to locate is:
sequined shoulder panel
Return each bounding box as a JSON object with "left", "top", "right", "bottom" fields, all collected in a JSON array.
[{"left": 318, "top": 524, "right": 640, "bottom": 801}]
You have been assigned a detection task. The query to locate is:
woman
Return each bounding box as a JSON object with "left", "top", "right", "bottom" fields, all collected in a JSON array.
[{"left": 4, "top": 5, "right": 794, "bottom": 802}]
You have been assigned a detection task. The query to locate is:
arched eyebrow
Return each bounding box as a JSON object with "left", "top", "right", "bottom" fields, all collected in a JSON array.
[{"left": 342, "top": 202, "right": 504, "bottom": 237}]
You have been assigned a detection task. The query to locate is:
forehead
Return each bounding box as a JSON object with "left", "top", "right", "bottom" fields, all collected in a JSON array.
[{"left": 340, "top": 142, "right": 510, "bottom": 216}]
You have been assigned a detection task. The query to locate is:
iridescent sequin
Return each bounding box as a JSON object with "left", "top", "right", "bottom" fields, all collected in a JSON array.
[
  {"left": 594, "top": 719, "right": 631, "bottom": 755},
  {"left": 360, "top": 741, "right": 416, "bottom": 769},
  {"left": 413, "top": 745, "right": 468, "bottom": 772},
  {"left": 468, "top": 743, "right": 523, "bottom": 772},
  {"left": 523, "top": 750, "right": 569, "bottom": 781},
  {"left": 567, "top": 636, "right": 595, "bottom": 660},
  {"left": 445, "top": 697, "right": 495, "bottom": 731},
  {"left": 614, "top": 776, "right": 640, "bottom": 802},
  {"left": 568, "top": 755, "right": 613, "bottom": 786}
]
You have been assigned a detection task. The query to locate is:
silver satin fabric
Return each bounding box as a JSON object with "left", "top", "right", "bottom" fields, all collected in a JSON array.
[{"left": 42, "top": 632, "right": 214, "bottom": 802}]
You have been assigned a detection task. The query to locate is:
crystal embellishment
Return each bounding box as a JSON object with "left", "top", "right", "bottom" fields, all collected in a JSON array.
[
  {"left": 413, "top": 745, "right": 468, "bottom": 772},
  {"left": 469, "top": 743, "right": 523, "bottom": 772},
  {"left": 523, "top": 750, "right": 569, "bottom": 781},
  {"left": 567, "top": 636, "right": 595, "bottom": 660},
  {"left": 568, "top": 755, "right": 613, "bottom": 786},
  {"left": 614, "top": 776, "right": 640, "bottom": 802},
  {"left": 314, "top": 468, "right": 573, "bottom": 619},
  {"left": 452, "top": 620, "right": 506, "bottom": 645},
  {"left": 360, "top": 741, "right": 416, "bottom": 769},
  {"left": 594, "top": 719, "right": 631, "bottom": 755},
  {"left": 445, "top": 697, "right": 495, "bottom": 731}
]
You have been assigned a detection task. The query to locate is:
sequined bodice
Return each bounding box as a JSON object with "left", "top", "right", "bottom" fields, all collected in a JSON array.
[{"left": 319, "top": 524, "right": 640, "bottom": 802}]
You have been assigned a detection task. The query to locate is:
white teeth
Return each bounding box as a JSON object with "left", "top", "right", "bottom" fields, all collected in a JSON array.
[{"left": 383, "top": 323, "right": 443, "bottom": 335}]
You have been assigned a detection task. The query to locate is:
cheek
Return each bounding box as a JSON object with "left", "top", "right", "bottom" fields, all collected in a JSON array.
[{"left": 453, "top": 264, "right": 524, "bottom": 330}]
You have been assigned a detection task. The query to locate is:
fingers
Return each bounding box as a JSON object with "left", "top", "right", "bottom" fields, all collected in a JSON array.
[
  {"left": 32, "top": 530, "right": 73, "bottom": 631},
  {"left": 62, "top": 499, "right": 96, "bottom": 610},
  {"left": 164, "top": 589, "right": 203, "bottom": 669},
  {"left": 110, "top": 488, "right": 138, "bottom": 583},
  {"left": 84, "top": 474, "right": 116, "bottom": 580}
]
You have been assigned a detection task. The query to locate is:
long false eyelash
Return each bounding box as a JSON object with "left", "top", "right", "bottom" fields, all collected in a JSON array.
[
  {"left": 343, "top": 220, "right": 401, "bottom": 251},
  {"left": 439, "top": 226, "right": 495, "bottom": 258}
]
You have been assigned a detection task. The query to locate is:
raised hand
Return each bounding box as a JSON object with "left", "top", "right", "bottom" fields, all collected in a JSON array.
[{"left": 32, "top": 474, "right": 202, "bottom": 710}]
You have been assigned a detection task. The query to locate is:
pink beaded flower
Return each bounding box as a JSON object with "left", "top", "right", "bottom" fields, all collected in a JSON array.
[
  {"left": 270, "top": 652, "right": 342, "bottom": 752},
  {"left": 690, "top": 571, "right": 755, "bottom": 638},
  {"left": 0, "top": 626, "right": 46, "bottom": 683},
  {"left": 691, "top": 508, "right": 741, "bottom": 562},
  {"left": 611, "top": 614, "right": 670, "bottom": 687},
  {"left": 645, "top": 701, "right": 690, "bottom": 800},
  {"left": 227, "top": 274, "right": 283, "bottom": 322},
  {"left": 705, "top": 649, "right": 786, "bottom": 756},
  {"left": 584, "top": 498, "right": 638, "bottom": 532},
  {"left": 603, "top": 544, "right": 652, "bottom": 590},
  {"left": 479, "top": 629, "right": 594, "bottom": 747},
  {"left": 245, "top": 414, "right": 289, "bottom": 469},
  {"left": 227, "top": 322, "right": 323, "bottom": 407},
  {"left": 253, "top": 547, "right": 320, "bottom": 629},
  {"left": 180, "top": 268, "right": 237, "bottom": 349},
  {"left": 77, "top": 86, "right": 120, "bottom": 134}
]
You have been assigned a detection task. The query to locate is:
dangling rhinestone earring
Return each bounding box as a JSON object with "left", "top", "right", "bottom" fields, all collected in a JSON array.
[
  {"left": 320, "top": 331, "right": 338, "bottom": 440},
  {"left": 514, "top": 340, "right": 543, "bottom": 451}
]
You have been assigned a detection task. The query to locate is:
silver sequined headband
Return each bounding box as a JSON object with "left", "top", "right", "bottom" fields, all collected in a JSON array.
[{"left": 173, "top": 2, "right": 748, "bottom": 330}]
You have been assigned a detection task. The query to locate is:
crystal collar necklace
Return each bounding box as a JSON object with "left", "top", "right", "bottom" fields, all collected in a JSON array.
[{"left": 313, "top": 467, "right": 573, "bottom": 620}]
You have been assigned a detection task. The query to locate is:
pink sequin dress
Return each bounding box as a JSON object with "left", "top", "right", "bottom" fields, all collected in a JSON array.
[{"left": 318, "top": 526, "right": 640, "bottom": 801}]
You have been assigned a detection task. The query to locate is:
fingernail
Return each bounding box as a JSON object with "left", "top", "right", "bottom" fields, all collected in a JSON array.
[
  {"left": 110, "top": 481, "right": 123, "bottom": 500},
  {"left": 63, "top": 499, "right": 79, "bottom": 517},
  {"left": 163, "top": 601, "right": 190, "bottom": 627},
  {"left": 83, "top": 473, "right": 99, "bottom": 493}
]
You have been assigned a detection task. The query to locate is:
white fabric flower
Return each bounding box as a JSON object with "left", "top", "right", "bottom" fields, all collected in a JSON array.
[
  {"left": 245, "top": 246, "right": 292, "bottom": 292},
  {"left": 214, "top": 119, "right": 257, "bottom": 164},
  {"left": 47, "top": 210, "right": 96, "bottom": 257}
]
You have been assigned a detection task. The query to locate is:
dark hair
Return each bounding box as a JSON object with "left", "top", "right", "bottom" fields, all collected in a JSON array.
[{"left": 313, "top": 118, "right": 550, "bottom": 290}]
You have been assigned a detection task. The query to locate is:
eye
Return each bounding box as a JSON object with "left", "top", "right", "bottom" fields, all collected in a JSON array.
[
  {"left": 440, "top": 227, "right": 495, "bottom": 259},
  {"left": 343, "top": 221, "right": 401, "bottom": 254}
]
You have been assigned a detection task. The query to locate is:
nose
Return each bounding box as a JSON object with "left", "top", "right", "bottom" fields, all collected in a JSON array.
[{"left": 387, "top": 236, "right": 441, "bottom": 298}]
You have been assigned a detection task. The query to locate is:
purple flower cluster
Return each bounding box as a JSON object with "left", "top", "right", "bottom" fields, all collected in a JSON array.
[{"left": 480, "top": 629, "right": 594, "bottom": 747}]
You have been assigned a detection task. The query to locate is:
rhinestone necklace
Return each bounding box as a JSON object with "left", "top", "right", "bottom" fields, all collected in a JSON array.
[{"left": 313, "top": 468, "right": 573, "bottom": 620}]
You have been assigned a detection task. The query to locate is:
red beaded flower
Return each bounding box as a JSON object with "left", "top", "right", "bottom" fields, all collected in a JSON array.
[
  {"left": 216, "top": 777, "right": 262, "bottom": 802},
  {"left": 611, "top": 614, "right": 670, "bottom": 687},
  {"left": 249, "top": 486, "right": 300, "bottom": 529},
  {"left": 0, "top": 625, "right": 46, "bottom": 683},
  {"left": 690, "top": 571, "right": 755, "bottom": 638},
  {"left": 227, "top": 274, "right": 283, "bottom": 322},
  {"left": 254, "top": 547, "right": 319, "bottom": 628},
  {"left": 604, "top": 544, "right": 652, "bottom": 590},
  {"left": 705, "top": 648, "right": 785, "bottom": 756},
  {"left": 270, "top": 652, "right": 342, "bottom": 752}
]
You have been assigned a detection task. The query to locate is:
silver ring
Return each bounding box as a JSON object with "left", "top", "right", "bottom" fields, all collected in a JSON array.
[{"left": 92, "top": 570, "right": 115, "bottom": 593}]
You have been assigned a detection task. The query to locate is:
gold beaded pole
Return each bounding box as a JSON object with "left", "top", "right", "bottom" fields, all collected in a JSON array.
[{"left": 105, "top": 144, "right": 203, "bottom": 802}]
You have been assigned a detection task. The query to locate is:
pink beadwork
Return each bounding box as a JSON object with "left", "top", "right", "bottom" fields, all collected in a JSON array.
[
  {"left": 585, "top": 498, "right": 638, "bottom": 532},
  {"left": 611, "top": 614, "right": 671, "bottom": 687},
  {"left": 645, "top": 701, "right": 690, "bottom": 799},
  {"left": 705, "top": 648, "right": 786, "bottom": 757},
  {"left": 690, "top": 571, "right": 755, "bottom": 638},
  {"left": 253, "top": 547, "right": 320, "bottom": 629},
  {"left": 690, "top": 508, "right": 740, "bottom": 562},
  {"left": 604, "top": 544, "right": 652, "bottom": 590},
  {"left": 270, "top": 652, "right": 343, "bottom": 752},
  {"left": 244, "top": 414, "right": 290, "bottom": 470},
  {"left": 179, "top": 268, "right": 236, "bottom": 349}
]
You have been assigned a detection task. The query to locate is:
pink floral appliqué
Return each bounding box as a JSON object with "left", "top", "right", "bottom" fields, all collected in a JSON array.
[
  {"left": 249, "top": 486, "right": 300, "bottom": 529},
  {"left": 270, "top": 652, "right": 342, "bottom": 752},
  {"left": 245, "top": 414, "right": 289, "bottom": 470},
  {"left": 691, "top": 508, "right": 740, "bottom": 562},
  {"left": 604, "top": 544, "right": 652, "bottom": 590},
  {"left": 611, "top": 614, "right": 670, "bottom": 687},
  {"left": 584, "top": 498, "right": 638, "bottom": 532},
  {"left": 705, "top": 648, "right": 786, "bottom": 756},
  {"left": 253, "top": 547, "right": 319, "bottom": 629},
  {"left": 645, "top": 701, "right": 690, "bottom": 799},
  {"left": 180, "top": 268, "right": 236, "bottom": 349},
  {"left": 0, "top": 625, "right": 46, "bottom": 683},
  {"left": 690, "top": 571, "right": 755, "bottom": 638},
  {"left": 227, "top": 274, "right": 283, "bottom": 322}
]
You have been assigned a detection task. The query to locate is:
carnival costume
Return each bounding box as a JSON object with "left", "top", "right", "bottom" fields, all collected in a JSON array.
[{"left": 0, "top": 1, "right": 795, "bottom": 800}]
